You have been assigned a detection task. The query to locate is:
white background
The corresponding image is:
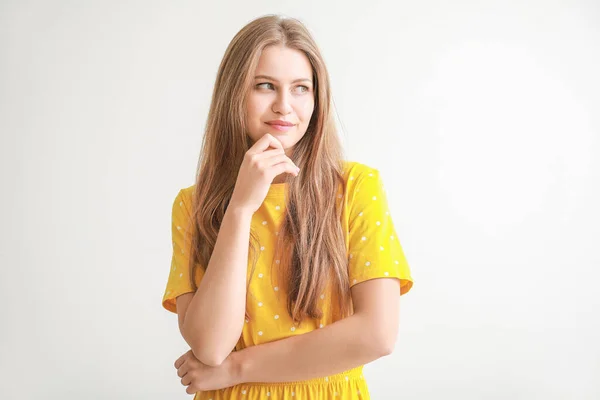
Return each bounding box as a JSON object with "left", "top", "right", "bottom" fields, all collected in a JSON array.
[{"left": 1, "top": 1, "right": 599, "bottom": 399}]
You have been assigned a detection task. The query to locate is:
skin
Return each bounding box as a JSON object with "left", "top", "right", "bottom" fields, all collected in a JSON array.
[{"left": 245, "top": 44, "right": 315, "bottom": 184}]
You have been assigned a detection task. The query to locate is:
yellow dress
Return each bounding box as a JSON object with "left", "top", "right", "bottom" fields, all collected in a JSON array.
[{"left": 162, "top": 161, "right": 414, "bottom": 399}]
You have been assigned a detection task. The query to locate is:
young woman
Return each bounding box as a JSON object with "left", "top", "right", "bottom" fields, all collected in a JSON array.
[{"left": 162, "top": 14, "right": 414, "bottom": 400}]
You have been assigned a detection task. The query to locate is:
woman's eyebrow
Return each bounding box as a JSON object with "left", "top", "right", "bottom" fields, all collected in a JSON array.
[{"left": 254, "top": 74, "right": 312, "bottom": 84}]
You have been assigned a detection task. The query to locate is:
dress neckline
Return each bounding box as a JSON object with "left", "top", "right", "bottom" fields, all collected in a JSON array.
[{"left": 265, "top": 182, "right": 288, "bottom": 199}]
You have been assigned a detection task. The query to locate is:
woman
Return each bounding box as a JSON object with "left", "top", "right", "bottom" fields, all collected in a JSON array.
[{"left": 162, "top": 14, "right": 414, "bottom": 400}]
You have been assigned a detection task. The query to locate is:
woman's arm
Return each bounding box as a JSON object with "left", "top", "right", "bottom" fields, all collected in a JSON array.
[
  {"left": 182, "top": 206, "right": 253, "bottom": 366},
  {"left": 228, "top": 278, "right": 401, "bottom": 384}
]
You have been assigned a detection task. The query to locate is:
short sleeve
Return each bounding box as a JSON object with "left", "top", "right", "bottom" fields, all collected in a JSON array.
[
  {"left": 347, "top": 168, "right": 413, "bottom": 295},
  {"left": 161, "top": 189, "right": 204, "bottom": 313}
]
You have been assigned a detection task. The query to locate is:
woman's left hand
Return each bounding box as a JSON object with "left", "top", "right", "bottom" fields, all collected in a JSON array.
[{"left": 174, "top": 349, "right": 240, "bottom": 394}]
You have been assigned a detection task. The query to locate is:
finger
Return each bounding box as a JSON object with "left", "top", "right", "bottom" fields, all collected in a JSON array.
[
  {"left": 248, "top": 133, "right": 283, "bottom": 155},
  {"left": 252, "top": 147, "right": 285, "bottom": 161},
  {"left": 175, "top": 349, "right": 195, "bottom": 369},
  {"left": 261, "top": 133, "right": 283, "bottom": 150},
  {"left": 181, "top": 373, "right": 192, "bottom": 386},
  {"left": 176, "top": 360, "right": 190, "bottom": 378},
  {"left": 186, "top": 384, "right": 198, "bottom": 395},
  {"left": 271, "top": 161, "right": 301, "bottom": 178},
  {"left": 276, "top": 155, "right": 299, "bottom": 172},
  {"left": 174, "top": 355, "right": 185, "bottom": 369},
  {"left": 263, "top": 154, "right": 298, "bottom": 171}
]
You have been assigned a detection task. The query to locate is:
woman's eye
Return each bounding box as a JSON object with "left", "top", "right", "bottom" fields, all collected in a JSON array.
[
  {"left": 257, "top": 82, "right": 274, "bottom": 89},
  {"left": 256, "top": 83, "right": 310, "bottom": 93}
]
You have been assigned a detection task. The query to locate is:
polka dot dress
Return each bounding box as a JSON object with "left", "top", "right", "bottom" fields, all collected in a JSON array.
[{"left": 162, "top": 161, "right": 414, "bottom": 399}]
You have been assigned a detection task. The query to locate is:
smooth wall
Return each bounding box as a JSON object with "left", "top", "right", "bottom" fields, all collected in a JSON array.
[{"left": 1, "top": 1, "right": 598, "bottom": 399}]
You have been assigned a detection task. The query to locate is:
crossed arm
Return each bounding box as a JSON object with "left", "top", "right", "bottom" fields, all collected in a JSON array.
[{"left": 178, "top": 278, "right": 401, "bottom": 385}]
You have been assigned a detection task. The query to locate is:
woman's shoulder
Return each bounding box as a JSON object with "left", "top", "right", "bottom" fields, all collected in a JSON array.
[
  {"left": 342, "top": 160, "right": 381, "bottom": 182},
  {"left": 180, "top": 184, "right": 195, "bottom": 199},
  {"left": 172, "top": 184, "right": 196, "bottom": 211}
]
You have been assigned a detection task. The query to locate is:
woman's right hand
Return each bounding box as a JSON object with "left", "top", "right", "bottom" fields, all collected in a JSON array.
[{"left": 229, "top": 134, "right": 299, "bottom": 214}]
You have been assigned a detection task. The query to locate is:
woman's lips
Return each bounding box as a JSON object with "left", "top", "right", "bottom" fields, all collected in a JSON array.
[{"left": 266, "top": 122, "right": 295, "bottom": 132}]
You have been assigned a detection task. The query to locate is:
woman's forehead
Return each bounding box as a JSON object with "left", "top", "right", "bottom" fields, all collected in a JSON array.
[{"left": 254, "top": 46, "right": 313, "bottom": 83}]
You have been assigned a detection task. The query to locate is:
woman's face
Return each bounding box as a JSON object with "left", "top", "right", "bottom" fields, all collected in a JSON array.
[{"left": 245, "top": 45, "right": 315, "bottom": 157}]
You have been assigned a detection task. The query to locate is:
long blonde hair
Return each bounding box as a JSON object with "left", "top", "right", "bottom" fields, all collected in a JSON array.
[{"left": 187, "top": 14, "right": 351, "bottom": 325}]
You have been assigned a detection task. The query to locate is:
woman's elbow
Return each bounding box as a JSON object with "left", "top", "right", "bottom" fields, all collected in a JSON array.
[
  {"left": 191, "top": 347, "right": 227, "bottom": 367},
  {"left": 370, "top": 324, "right": 398, "bottom": 357},
  {"left": 378, "top": 336, "right": 396, "bottom": 356}
]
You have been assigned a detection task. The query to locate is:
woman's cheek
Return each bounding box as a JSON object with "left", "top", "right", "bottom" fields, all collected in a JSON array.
[{"left": 299, "top": 99, "right": 315, "bottom": 119}]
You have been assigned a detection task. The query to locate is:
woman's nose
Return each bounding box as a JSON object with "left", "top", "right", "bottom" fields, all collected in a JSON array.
[{"left": 272, "top": 92, "right": 293, "bottom": 115}]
